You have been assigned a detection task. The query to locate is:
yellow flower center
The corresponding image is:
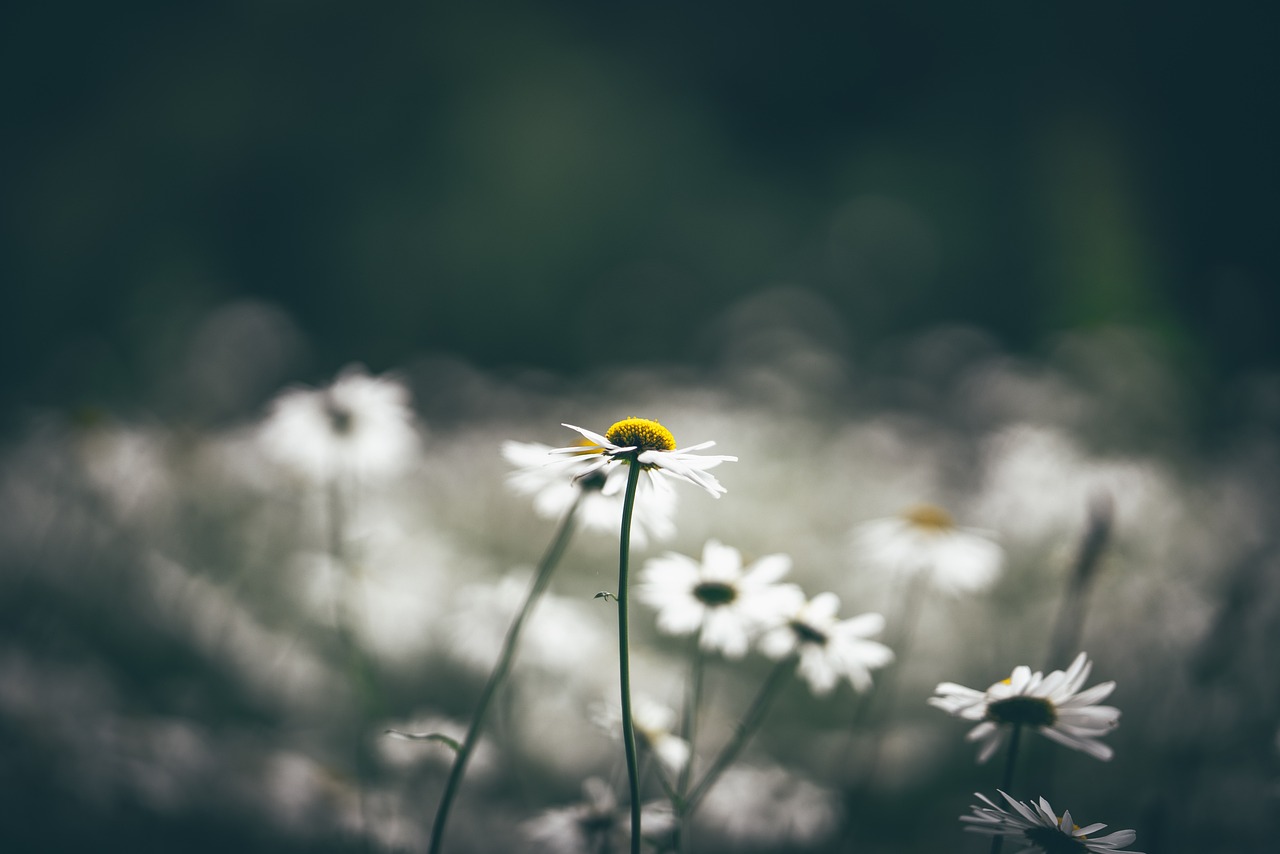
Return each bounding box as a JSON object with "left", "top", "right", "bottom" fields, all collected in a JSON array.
[
  {"left": 604, "top": 418, "right": 677, "bottom": 453},
  {"left": 902, "top": 503, "right": 955, "bottom": 531}
]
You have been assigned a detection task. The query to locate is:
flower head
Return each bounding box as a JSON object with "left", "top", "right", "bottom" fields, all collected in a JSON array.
[
  {"left": 695, "top": 763, "right": 840, "bottom": 849},
  {"left": 258, "top": 365, "right": 419, "bottom": 482},
  {"left": 521, "top": 777, "right": 675, "bottom": 854},
  {"left": 552, "top": 418, "right": 736, "bottom": 498},
  {"left": 591, "top": 695, "right": 690, "bottom": 776},
  {"left": 962, "top": 790, "right": 1144, "bottom": 854},
  {"left": 501, "top": 439, "right": 677, "bottom": 546},
  {"left": 638, "top": 540, "right": 803, "bottom": 659},
  {"left": 758, "top": 592, "right": 894, "bottom": 695},
  {"left": 852, "top": 503, "right": 1004, "bottom": 595},
  {"left": 929, "top": 652, "right": 1121, "bottom": 762}
]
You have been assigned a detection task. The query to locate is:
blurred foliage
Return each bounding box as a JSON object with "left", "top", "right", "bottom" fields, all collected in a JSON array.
[{"left": 3, "top": 1, "right": 1279, "bottom": 427}]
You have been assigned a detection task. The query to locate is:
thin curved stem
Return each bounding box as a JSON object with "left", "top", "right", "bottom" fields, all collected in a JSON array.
[
  {"left": 678, "top": 630, "right": 705, "bottom": 797},
  {"left": 616, "top": 462, "right": 644, "bottom": 854},
  {"left": 990, "top": 723, "right": 1023, "bottom": 854},
  {"left": 673, "top": 630, "right": 706, "bottom": 853},
  {"left": 683, "top": 655, "right": 794, "bottom": 816},
  {"left": 428, "top": 494, "right": 582, "bottom": 854}
]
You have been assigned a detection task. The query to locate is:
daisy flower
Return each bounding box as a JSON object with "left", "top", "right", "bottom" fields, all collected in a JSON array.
[
  {"left": 757, "top": 592, "right": 894, "bottom": 695},
  {"left": 258, "top": 364, "right": 420, "bottom": 482},
  {"left": 520, "top": 777, "right": 676, "bottom": 854},
  {"left": 501, "top": 439, "right": 677, "bottom": 546},
  {"left": 591, "top": 695, "right": 690, "bottom": 776},
  {"left": 929, "top": 652, "right": 1121, "bottom": 763},
  {"left": 852, "top": 503, "right": 1004, "bottom": 595},
  {"left": 638, "top": 539, "right": 804, "bottom": 659},
  {"left": 962, "top": 790, "right": 1144, "bottom": 854},
  {"left": 551, "top": 417, "right": 736, "bottom": 498},
  {"left": 696, "top": 763, "right": 840, "bottom": 849}
]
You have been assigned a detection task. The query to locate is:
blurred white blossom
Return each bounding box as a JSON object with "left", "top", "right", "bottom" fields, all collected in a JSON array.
[
  {"left": 695, "top": 763, "right": 839, "bottom": 849},
  {"left": 852, "top": 503, "right": 1004, "bottom": 595},
  {"left": 591, "top": 695, "right": 690, "bottom": 776},
  {"left": 258, "top": 364, "right": 420, "bottom": 482},
  {"left": 521, "top": 777, "right": 675, "bottom": 854},
  {"left": 757, "top": 592, "right": 893, "bottom": 695}
]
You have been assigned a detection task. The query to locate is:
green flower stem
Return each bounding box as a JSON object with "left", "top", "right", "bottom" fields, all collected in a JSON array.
[
  {"left": 616, "top": 461, "right": 644, "bottom": 854},
  {"left": 328, "top": 476, "right": 373, "bottom": 853},
  {"left": 672, "top": 632, "right": 706, "bottom": 853},
  {"left": 679, "top": 631, "right": 705, "bottom": 797},
  {"left": 428, "top": 494, "right": 582, "bottom": 854},
  {"left": 683, "top": 655, "right": 795, "bottom": 817},
  {"left": 1047, "top": 492, "right": 1113, "bottom": 670},
  {"left": 990, "top": 723, "right": 1024, "bottom": 854},
  {"left": 844, "top": 569, "right": 930, "bottom": 787}
]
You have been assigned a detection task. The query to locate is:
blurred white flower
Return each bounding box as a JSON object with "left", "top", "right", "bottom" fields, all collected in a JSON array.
[
  {"left": 591, "top": 695, "right": 690, "bottom": 776},
  {"left": 444, "top": 572, "right": 611, "bottom": 678},
  {"left": 553, "top": 417, "right": 736, "bottom": 498},
  {"left": 962, "top": 790, "right": 1144, "bottom": 854},
  {"left": 851, "top": 503, "right": 1004, "bottom": 595},
  {"left": 520, "top": 777, "right": 675, "bottom": 854},
  {"left": 695, "top": 763, "right": 839, "bottom": 849},
  {"left": 757, "top": 592, "right": 893, "bottom": 695},
  {"left": 502, "top": 439, "right": 677, "bottom": 546},
  {"left": 258, "top": 364, "right": 420, "bottom": 482},
  {"left": 929, "top": 651, "right": 1121, "bottom": 763},
  {"left": 638, "top": 540, "right": 803, "bottom": 659}
]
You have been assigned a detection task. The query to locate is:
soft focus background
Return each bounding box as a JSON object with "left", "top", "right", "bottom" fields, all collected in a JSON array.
[{"left": 3, "top": 3, "right": 1279, "bottom": 853}]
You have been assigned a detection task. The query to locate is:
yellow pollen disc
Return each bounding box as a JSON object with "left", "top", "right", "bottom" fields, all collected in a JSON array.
[
  {"left": 903, "top": 503, "right": 955, "bottom": 531},
  {"left": 604, "top": 417, "right": 677, "bottom": 453}
]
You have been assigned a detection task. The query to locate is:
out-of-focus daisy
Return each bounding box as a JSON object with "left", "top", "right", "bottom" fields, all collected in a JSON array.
[
  {"left": 695, "top": 763, "right": 839, "bottom": 850},
  {"left": 591, "top": 695, "right": 690, "bottom": 776},
  {"left": 501, "top": 439, "right": 677, "bottom": 546},
  {"left": 520, "top": 777, "right": 675, "bottom": 854},
  {"left": 962, "top": 790, "right": 1144, "bottom": 854},
  {"left": 851, "top": 503, "right": 1004, "bottom": 595},
  {"left": 259, "top": 365, "right": 420, "bottom": 482},
  {"left": 757, "top": 592, "right": 894, "bottom": 695},
  {"left": 638, "top": 540, "right": 803, "bottom": 659},
  {"left": 444, "top": 572, "right": 611, "bottom": 678},
  {"left": 552, "top": 417, "right": 736, "bottom": 498},
  {"left": 929, "top": 651, "right": 1120, "bottom": 763}
]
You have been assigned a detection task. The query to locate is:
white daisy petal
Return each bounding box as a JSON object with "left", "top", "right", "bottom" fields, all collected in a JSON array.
[
  {"left": 960, "top": 790, "right": 1145, "bottom": 854},
  {"left": 931, "top": 652, "right": 1122, "bottom": 764}
]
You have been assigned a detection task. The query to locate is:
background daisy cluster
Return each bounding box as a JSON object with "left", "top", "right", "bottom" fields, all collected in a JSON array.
[{"left": 2, "top": 294, "right": 1278, "bottom": 853}]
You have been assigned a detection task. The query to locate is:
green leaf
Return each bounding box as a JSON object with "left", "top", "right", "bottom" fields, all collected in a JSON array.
[{"left": 383, "top": 730, "right": 460, "bottom": 752}]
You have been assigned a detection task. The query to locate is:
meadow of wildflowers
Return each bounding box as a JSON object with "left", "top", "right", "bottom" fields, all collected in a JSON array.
[{"left": 2, "top": 296, "right": 1278, "bottom": 854}]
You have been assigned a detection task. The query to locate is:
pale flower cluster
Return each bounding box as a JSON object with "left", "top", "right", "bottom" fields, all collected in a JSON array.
[{"left": 639, "top": 540, "right": 893, "bottom": 696}]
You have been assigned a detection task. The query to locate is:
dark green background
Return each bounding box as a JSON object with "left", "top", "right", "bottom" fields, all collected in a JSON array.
[{"left": 4, "top": 1, "right": 1277, "bottom": 421}]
